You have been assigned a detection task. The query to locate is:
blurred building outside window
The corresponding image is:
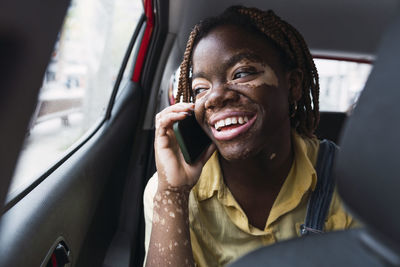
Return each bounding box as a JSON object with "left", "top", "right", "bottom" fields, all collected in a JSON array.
[
  {"left": 8, "top": 0, "right": 143, "bottom": 197},
  {"left": 315, "top": 58, "right": 372, "bottom": 112}
]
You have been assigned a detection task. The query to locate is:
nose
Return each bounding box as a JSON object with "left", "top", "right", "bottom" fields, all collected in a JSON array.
[{"left": 204, "top": 83, "right": 240, "bottom": 110}]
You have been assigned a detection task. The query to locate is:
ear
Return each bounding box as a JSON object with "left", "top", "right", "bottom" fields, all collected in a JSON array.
[{"left": 287, "top": 68, "right": 303, "bottom": 102}]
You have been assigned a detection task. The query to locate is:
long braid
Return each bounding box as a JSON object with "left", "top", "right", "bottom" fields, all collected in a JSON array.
[
  {"left": 176, "top": 6, "right": 320, "bottom": 137},
  {"left": 175, "top": 26, "right": 199, "bottom": 103},
  {"left": 237, "top": 7, "right": 320, "bottom": 136}
]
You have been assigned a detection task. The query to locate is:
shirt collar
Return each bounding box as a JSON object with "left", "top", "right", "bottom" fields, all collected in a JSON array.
[
  {"left": 193, "top": 132, "right": 318, "bottom": 227},
  {"left": 266, "top": 132, "right": 318, "bottom": 227},
  {"left": 194, "top": 151, "right": 223, "bottom": 201}
]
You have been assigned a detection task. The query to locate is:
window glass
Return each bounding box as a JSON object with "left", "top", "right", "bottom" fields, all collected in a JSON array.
[
  {"left": 315, "top": 58, "right": 372, "bottom": 112},
  {"left": 8, "top": 0, "right": 143, "bottom": 197}
]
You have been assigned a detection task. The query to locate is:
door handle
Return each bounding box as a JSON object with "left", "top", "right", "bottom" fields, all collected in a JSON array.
[{"left": 41, "top": 237, "right": 72, "bottom": 267}]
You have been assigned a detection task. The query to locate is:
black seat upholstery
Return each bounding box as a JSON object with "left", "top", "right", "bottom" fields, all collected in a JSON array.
[
  {"left": 231, "top": 229, "right": 390, "bottom": 267},
  {"left": 230, "top": 11, "right": 400, "bottom": 267},
  {"left": 315, "top": 111, "right": 347, "bottom": 144}
]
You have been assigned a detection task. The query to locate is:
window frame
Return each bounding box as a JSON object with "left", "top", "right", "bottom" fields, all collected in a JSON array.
[
  {"left": 312, "top": 54, "right": 373, "bottom": 113},
  {"left": 3, "top": 11, "right": 147, "bottom": 212}
]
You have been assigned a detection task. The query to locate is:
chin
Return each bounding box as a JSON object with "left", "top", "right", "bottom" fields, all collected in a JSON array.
[{"left": 217, "top": 145, "right": 255, "bottom": 161}]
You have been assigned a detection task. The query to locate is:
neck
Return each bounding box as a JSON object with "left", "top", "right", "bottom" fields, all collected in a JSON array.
[
  {"left": 218, "top": 130, "right": 295, "bottom": 230},
  {"left": 220, "top": 132, "right": 294, "bottom": 191}
]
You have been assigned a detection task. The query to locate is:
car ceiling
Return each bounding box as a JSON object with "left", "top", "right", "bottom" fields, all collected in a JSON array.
[{"left": 168, "top": 0, "right": 400, "bottom": 60}]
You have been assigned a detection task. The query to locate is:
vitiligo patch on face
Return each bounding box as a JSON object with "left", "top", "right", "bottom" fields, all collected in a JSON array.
[{"left": 228, "top": 61, "right": 279, "bottom": 88}]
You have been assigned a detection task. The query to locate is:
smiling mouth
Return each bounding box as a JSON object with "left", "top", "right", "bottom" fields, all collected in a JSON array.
[
  {"left": 210, "top": 114, "right": 256, "bottom": 141},
  {"left": 214, "top": 115, "right": 249, "bottom": 131}
]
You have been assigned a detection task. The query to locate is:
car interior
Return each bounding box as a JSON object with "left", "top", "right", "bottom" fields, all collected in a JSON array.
[
  {"left": 0, "top": 0, "right": 399, "bottom": 266},
  {"left": 231, "top": 11, "right": 400, "bottom": 267}
]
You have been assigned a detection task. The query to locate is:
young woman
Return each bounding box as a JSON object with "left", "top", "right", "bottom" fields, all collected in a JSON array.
[{"left": 144, "top": 6, "right": 357, "bottom": 267}]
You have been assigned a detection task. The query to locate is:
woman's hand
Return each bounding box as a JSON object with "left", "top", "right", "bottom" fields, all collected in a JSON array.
[{"left": 154, "top": 102, "right": 216, "bottom": 192}]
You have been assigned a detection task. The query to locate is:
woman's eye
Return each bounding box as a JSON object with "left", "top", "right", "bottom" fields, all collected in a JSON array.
[
  {"left": 193, "top": 87, "right": 207, "bottom": 96},
  {"left": 233, "top": 72, "right": 251, "bottom": 79},
  {"left": 232, "top": 68, "right": 257, "bottom": 80}
]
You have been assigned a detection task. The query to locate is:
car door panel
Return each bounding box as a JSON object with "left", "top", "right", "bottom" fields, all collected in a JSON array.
[
  {"left": 0, "top": 0, "right": 173, "bottom": 265},
  {"left": 0, "top": 81, "right": 143, "bottom": 266}
]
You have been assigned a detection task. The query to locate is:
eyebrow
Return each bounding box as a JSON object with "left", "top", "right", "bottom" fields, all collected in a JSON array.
[
  {"left": 222, "top": 51, "right": 264, "bottom": 70},
  {"left": 192, "top": 71, "right": 208, "bottom": 80},
  {"left": 191, "top": 51, "right": 263, "bottom": 80}
]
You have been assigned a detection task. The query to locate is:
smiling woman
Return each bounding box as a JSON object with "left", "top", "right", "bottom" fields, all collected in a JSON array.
[
  {"left": 191, "top": 24, "right": 297, "bottom": 161},
  {"left": 144, "top": 5, "right": 357, "bottom": 267}
]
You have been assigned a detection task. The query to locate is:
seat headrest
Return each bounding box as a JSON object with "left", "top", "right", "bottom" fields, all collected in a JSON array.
[{"left": 336, "top": 12, "right": 400, "bottom": 247}]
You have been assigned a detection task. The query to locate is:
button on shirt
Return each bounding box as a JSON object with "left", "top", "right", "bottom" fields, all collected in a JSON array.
[{"left": 143, "top": 133, "right": 358, "bottom": 266}]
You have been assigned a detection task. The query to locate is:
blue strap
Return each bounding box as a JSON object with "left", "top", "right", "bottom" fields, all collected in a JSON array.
[{"left": 300, "top": 139, "right": 338, "bottom": 236}]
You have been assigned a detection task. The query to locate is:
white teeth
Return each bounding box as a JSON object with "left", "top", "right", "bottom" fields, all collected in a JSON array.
[
  {"left": 215, "top": 120, "right": 225, "bottom": 130},
  {"left": 214, "top": 116, "right": 250, "bottom": 130}
]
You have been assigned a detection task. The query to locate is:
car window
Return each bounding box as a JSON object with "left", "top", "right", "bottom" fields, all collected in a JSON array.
[
  {"left": 315, "top": 58, "right": 372, "bottom": 112},
  {"left": 8, "top": 0, "right": 143, "bottom": 197}
]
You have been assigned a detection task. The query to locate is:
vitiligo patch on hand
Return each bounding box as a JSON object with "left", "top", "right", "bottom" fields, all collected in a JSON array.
[{"left": 150, "top": 189, "right": 194, "bottom": 263}]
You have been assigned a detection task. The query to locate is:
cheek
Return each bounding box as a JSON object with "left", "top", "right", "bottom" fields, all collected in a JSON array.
[
  {"left": 245, "top": 67, "right": 279, "bottom": 88},
  {"left": 260, "top": 64, "right": 279, "bottom": 87},
  {"left": 260, "top": 87, "right": 290, "bottom": 119},
  {"left": 241, "top": 84, "right": 290, "bottom": 115},
  {"left": 194, "top": 100, "right": 206, "bottom": 123},
  {"left": 229, "top": 83, "right": 274, "bottom": 102}
]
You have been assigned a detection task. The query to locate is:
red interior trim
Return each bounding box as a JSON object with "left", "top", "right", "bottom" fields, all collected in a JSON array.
[
  {"left": 132, "top": 0, "right": 154, "bottom": 82},
  {"left": 51, "top": 253, "right": 58, "bottom": 267},
  {"left": 313, "top": 54, "right": 373, "bottom": 64}
]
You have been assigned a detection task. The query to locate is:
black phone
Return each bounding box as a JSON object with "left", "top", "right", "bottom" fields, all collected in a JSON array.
[{"left": 173, "top": 113, "right": 212, "bottom": 164}]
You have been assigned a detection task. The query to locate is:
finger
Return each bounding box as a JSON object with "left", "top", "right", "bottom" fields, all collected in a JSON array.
[
  {"left": 160, "top": 102, "right": 195, "bottom": 114},
  {"left": 155, "top": 103, "right": 194, "bottom": 131},
  {"left": 156, "top": 111, "right": 191, "bottom": 129},
  {"left": 155, "top": 112, "right": 191, "bottom": 136}
]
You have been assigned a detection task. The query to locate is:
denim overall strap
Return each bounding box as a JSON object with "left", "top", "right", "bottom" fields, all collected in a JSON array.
[{"left": 300, "top": 139, "right": 338, "bottom": 236}]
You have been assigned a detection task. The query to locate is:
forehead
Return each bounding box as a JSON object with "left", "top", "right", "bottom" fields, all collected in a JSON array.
[{"left": 192, "top": 24, "right": 281, "bottom": 71}]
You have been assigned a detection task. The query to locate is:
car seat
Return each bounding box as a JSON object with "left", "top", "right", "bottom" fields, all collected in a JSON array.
[
  {"left": 230, "top": 11, "right": 400, "bottom": 267},
  {"left": 315, "top": 111, "right": 347, "bottom": 143}
]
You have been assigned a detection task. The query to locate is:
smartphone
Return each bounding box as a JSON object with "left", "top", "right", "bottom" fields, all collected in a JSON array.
[{"left": 173, "top": 113, "right": 212, "bottom": 164}]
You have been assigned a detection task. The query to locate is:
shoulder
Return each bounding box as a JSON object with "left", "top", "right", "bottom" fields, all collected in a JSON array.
[
  {"left": 325, "top": 188, "right": 362, "bottom": 230},
  {"left": 292, "top": 131, "right": 320, "bottom": 166},
  {"left": 302, "top": 135, "right": 320, "bottom": 152},
  {"left": 143, "top": 172, "right": 159, "bottom": 259},
  {"left": 303, "top": 136, "right": 320, "bottom": 165},
  {"left": 143, "top": 172, "right": 158, "bottom": 210}
]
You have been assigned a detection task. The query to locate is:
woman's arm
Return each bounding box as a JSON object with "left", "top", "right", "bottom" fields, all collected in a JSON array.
[
  {"left": 146, "top": 187, "right": 193, "bottom": 266},
  {"left": 145, "top": 103, "right": 215, "bottom": 267}
]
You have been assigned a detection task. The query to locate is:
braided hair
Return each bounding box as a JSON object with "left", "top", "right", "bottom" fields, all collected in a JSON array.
[{"left": 175, "top": 6, "right": 320, "bottom": 138}]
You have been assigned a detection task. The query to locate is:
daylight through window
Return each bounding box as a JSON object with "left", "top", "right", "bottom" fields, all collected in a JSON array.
[{"left": 8, "top": 0, "right": 143, "bottom": 197}]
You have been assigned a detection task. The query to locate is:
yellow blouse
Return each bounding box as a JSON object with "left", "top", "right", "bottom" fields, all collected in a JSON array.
[{"left": 144, "top": 133, "right": 358, "bottom": 266}]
